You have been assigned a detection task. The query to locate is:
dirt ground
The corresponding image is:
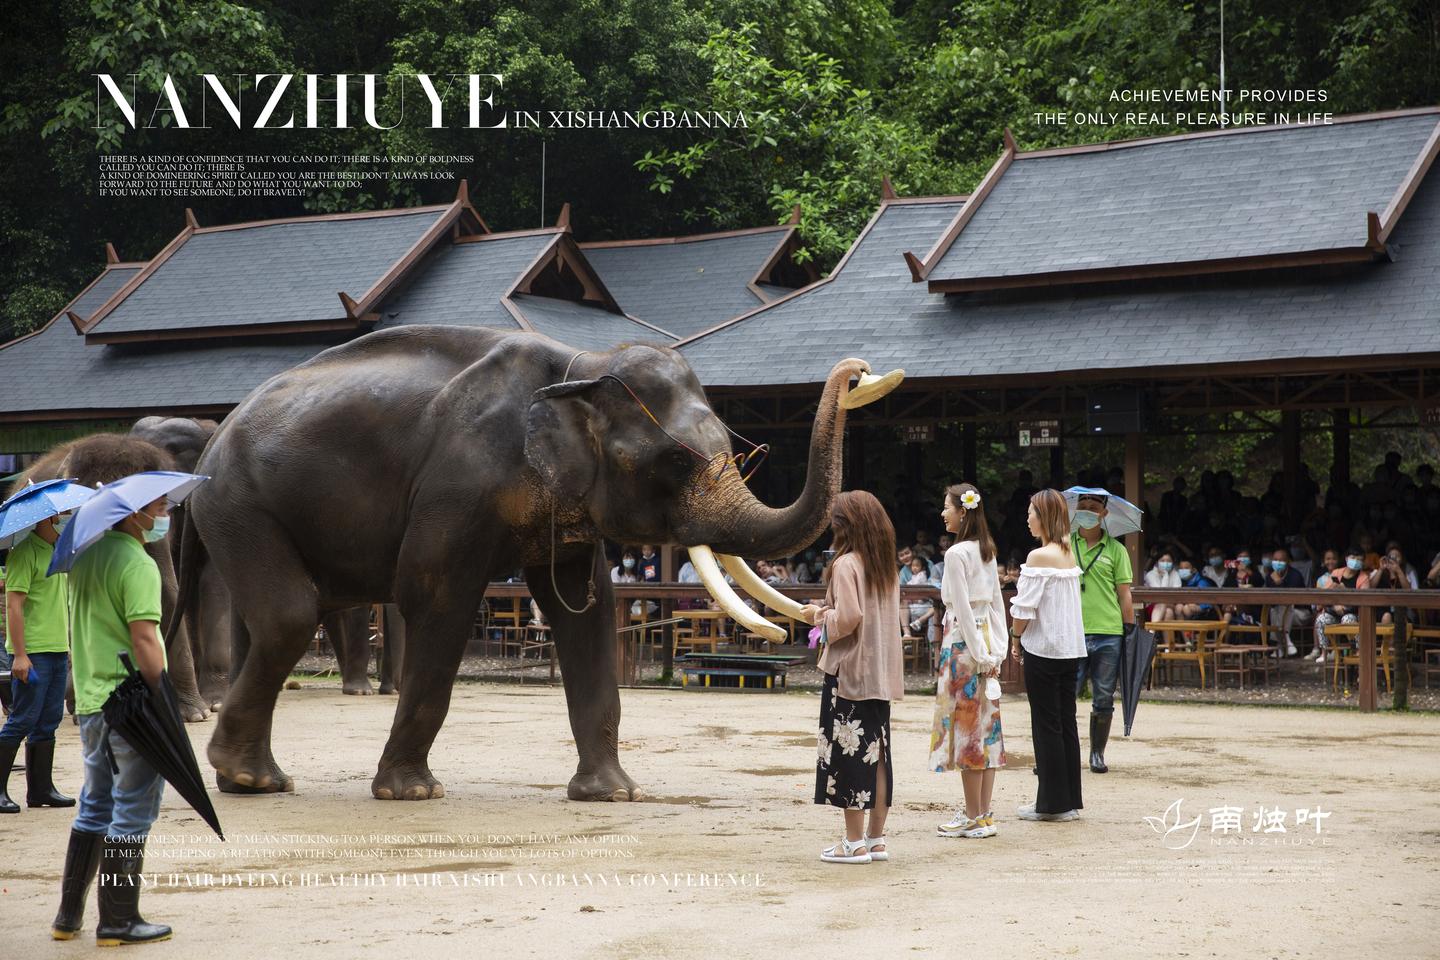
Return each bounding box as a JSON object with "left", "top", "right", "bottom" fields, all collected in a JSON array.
[{"left": 4, "top": 679, "right": 1437, "bottom": 959}]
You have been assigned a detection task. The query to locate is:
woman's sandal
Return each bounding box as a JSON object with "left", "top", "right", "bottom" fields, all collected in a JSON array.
[
  {"left": 864, "top": 835, "right": 888, "bottom": 861},
  {"left": 819, "top": 836, "right": 871, "bottom": 864}
]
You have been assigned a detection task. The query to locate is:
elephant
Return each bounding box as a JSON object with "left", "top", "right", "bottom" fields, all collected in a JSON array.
[
  {"left": 321, "top": 604, "right": 404, "bottom": 696},
  {"left": 8, "top": 432, "right": 212, "bottom": 722},
  {"left": 180, "top": 324, "right": 877, "bottom": 801}
]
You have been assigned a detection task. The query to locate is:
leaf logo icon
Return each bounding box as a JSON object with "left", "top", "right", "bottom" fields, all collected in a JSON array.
[{"left": 1142, "top": 799, "right": 1204, "bottom": 849}]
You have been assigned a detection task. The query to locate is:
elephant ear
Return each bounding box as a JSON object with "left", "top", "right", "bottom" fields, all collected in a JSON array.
[{"left": 524, "top": 379, "right": 605, "bottom": 504}]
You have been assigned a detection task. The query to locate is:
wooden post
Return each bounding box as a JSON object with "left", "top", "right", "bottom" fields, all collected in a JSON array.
[
  {"left": 1358, "top": 605, "right": 1377, "bottom": 712},
  {"left": 961, "top": 422, "right": 977, "bottom": 484},
  {"left": 1282, "top": 410, "right": 1301, "bottom": 526},
  {"left": 1049, "top": 444, "right": 1065, "bottom": 488},
  {"left": 615, "top": 595, "right": 635, "bottom": 686},
  {"left": 847, "top": 422, "right": 867, "bottom": 490},
  {"left": 659, "top": 545, "right": 676, "bottom": 678},
  {"left": 1332, "top": 408, "right": 1350, "bottom": 492},
  {"left": 1123, "top": 432, "right": 1144, "bottom": 578}
]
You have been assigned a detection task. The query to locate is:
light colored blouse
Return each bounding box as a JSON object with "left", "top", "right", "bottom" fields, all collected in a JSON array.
[
  {"left": 816, "top": 553, "right": 904, "bottom": 702},
  {"left": 1144, "top": 567, "right": 1182, "bottom": 589},
  {"left": 940, "top": 541, "right": 1008, "bottom": 670},
  {"left": 1009, "top": 564, "right": 1087, "bottom": 659}
]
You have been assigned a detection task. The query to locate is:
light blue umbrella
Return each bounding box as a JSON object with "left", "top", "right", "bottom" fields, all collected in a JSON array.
[
  {"left": 48, "top": 471, "right": 208, "bottom": 575},
  {"left": 1063, "top": 485, "right": 1143, "bottom": 537},
  {"left": 0, "top": 478, "right": 97, "bottom": 550}
]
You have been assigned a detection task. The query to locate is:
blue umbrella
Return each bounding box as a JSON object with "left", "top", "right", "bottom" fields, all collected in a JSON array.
[
  {"left": 0, "top": 478, "right": 97, "bottom": 550},
  {"left": 48, "top": 471, "right": 208, "bottom": 575},
  {"left": 1063, "top": 485, "right": 1143, "bottom": 537}
]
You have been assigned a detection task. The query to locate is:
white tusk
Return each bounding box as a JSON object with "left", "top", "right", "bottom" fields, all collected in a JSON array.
[
  {"left": 688, "top": 546, "right": 787, "bottom": 643},
  {"left": 718, "top": 553, "right": 807, "bottom": 622}
]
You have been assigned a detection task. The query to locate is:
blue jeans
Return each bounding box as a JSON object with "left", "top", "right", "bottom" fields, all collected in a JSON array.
[
  {"left": 1075, "top": 633, "right": 1122, "bottom": 716},
  {"left": 73, "top": 713, "right": 165, "bottom": 838},
  {"left": 0, "top": 651, "right": 68, "bottom": 744}
]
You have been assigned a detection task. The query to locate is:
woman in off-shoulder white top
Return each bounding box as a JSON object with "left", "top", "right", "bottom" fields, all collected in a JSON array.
[{"left": 1007, "top": 489, "right": 1087, "bottom": 822}]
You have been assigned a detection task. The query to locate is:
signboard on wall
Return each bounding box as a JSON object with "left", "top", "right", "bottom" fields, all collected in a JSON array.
[
  {"left": 1018, "top": 419, "right": 1061, "bottom": 447},
  {"left": 904, "top": 424, "right": 934, "bottom": 443}
]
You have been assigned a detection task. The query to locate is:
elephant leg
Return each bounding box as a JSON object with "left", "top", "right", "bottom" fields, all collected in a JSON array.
[
  {"left": 379, "top": 604, "right": 405, "bottom": 695},
  {"left": 192, "top": 564, "right": 232, "bottom": 711},
  {"left": 370, "top": 596, "right": 478, "bottom": 801},
  {"left": 154, "top": 541, "right": 209, "bottom": 722},
  {"left": 207, "top": 539, "right": 318, "bottom": 795},
  {"left": 525, "top": 551, "right": 642, "bottom": 802},
  {"left": 325, "top": 607, "right": 375, "bottom": 696}
]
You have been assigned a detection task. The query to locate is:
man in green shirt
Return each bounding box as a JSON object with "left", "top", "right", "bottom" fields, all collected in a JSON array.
[
  {"left": 53, "top": 494, "right": 172, "bottom": 945},
  {"left": 2, "top": 514, "right": 76, "bottom": 814},
  {"left": 1070, "top": 491, "right": 1134, "bottom": 775}
]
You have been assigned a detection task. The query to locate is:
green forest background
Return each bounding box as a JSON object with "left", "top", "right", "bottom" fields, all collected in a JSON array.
[{"left": 2, "top": 0, "right": 1438, "bottom": 487}]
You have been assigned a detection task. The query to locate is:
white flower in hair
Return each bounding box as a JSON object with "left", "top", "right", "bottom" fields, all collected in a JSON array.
[{"left": 960, "top": 490, "right": 981, "bottom": 510}]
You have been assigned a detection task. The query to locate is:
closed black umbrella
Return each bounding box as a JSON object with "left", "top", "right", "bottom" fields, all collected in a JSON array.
[
  {"left": 101, "top": 652, "right": 224, "bottom": 839},
  {"left": 1118, "top": 622, "right": 1156, "bottom": 737}
]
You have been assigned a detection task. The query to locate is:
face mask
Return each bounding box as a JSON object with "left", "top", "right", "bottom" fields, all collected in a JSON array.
[
  {"left": 1236, "top": 555, "right": 1250, "bottom": 566},
  {"left": 53, "top": 515, "right": 70, "bottom": 534},
  {"left": 1260, "top": 559, "right": 1273, "bottom": 570},
  {"left": 1178, "top": 568, "right": 1194, "bottom": 583},
  {"left": 141, "top": 513, "right": 170, "bottom": 543},
  {"left": 1208, "top": 556, "right": 1223, "bottom": 566},
  {"left": 1157, "top": 561, "right": 1173, "bottom": 572},
  {"left": 1346, "top": 558, "right": 1363, "bottom": 571},
  {"left": 1075, "top": 510, "right": 1102, "bottom": 530},
  {"left": 622, "top": 558, "right": 635, "bottom": 569},
  {"left": 1271, "top": 560, "right": 1287, "bottom": 572}
]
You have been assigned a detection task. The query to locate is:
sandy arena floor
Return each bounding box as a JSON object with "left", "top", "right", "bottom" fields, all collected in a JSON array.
[{"left": 3, "top": 679, "right": 1437, "bottom": 959}]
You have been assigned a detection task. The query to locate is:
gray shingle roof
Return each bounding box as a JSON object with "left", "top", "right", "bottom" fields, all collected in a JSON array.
[
  {"left": 582, "top": 229, "right": 790, "bottom": 337},
  {"left": 91, "top": 208, "right": 449, "bottom": 335},
  {"left": 511, "top": 294, "right": 675, "bottom": 352},
  {"left": 681, "top": 164, "right": 1440, "bottom": 386},
  {"left": 925, "top": 113, "right": 1440, "bottom": 285},
  {"left": 374, "top": 233, "right": 555, "bottom": 331}
]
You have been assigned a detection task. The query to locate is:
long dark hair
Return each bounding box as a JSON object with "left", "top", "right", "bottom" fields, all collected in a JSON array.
[
  {"left": 945, "top": 483, "right": 996, "bottom": 563},
  {"left": 824, "top": 490, "right": 896, "bottom": 599}
]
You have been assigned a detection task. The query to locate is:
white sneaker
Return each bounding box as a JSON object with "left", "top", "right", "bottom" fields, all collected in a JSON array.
[
  {"left": 1286, "top": 642, "right": 1298, "bottom": 657},
  {"left": 937, "top": 810, "right": 980, "bottom": 838},
  {"left": 961, "top": 812, "right": 997, "bottom": 839},
  {"left": 1307, "top": 648, "right": 1324, "bottom": 661},
  {"left": 1017, "top": 803, "right": 1079, "bottom": 822}
]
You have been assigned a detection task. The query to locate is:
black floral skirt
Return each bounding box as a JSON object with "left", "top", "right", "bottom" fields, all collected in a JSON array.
[{"left": 814, "top": 673, "right": 894, "bottom": 810}]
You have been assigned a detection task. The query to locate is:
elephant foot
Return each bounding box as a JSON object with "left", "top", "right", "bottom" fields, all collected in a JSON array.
[
  {"left": 342, "top": 680, "right": 375, "bottom": 696},
  {"left": 371, "top": 762, "right": 444, "bottom": 801},
  {"left": 209, "top": 739, "right": 294, "bottom": 794},
  {"left": 378, "top": 681, "right": 397, "bottom": 695},
  {"left": 179, "top": 698, "right": 210, "bottom": 723},
  {"left": 568, "top": 764, "right": 644, "bottom": 802}
]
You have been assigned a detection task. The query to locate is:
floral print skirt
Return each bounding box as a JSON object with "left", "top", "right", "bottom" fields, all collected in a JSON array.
[
  {"left": 928, "top": 621, "right": 1006, "bottom": 772},
  {"left": 814, "top": 673, "right": 893, "bottom": 810}
]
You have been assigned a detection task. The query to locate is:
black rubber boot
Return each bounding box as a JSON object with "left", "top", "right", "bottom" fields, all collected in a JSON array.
[
  {"left": 1089, "top": 713, "right": 1112, "bottom": 773},
  {"left": 0, "top": 738, "right": 21, "bottom": 813},
  {"left": 96, "top": 838, "right": 172, "bottom": 946},
  {"left": 52, "top": 829, "right": 105, "bottom": 940},
  {"left": 26, "top": 738, "right": 76, "bottom": 807}
]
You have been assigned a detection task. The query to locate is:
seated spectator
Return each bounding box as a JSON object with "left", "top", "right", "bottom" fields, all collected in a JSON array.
[
  {"left": 638, "top": 544, "right": 661, "bottom": 583},
  {"left": 1143, "top": 551, "right": 1182, "bottom": 623},
  {"left": 1310, "top": 548, "right": 1369, "bottom": 663},
  {"left": 897, "top": 545, "right": 934, "bottom": 584},
  {"left": 1176, "top": 558, "right": 1219, "bottom": 620},
  {"left": 1220, "top": 552, "right": 1264, "bottom": 628},
  {"left": 1314, "top": 549, "right": 1340, "bottom": 588},
  {"left": 913, "top": 528, "right": 938, "bottom": 562},
  {"left": 902, "top": 557, "right": 936, "bottom": 636},
  {"left": 611, "top": 548, "right": 639, "bottom": 584},
  {"left": 1201, "top": 547, "right": 1228, "bottom": 590},
  {"left": 932, "top": 533, "right": 955, "bottom": 579},
  {"left": 766, "top": 560, "right": 794, "bottom": 585},
  {"left": 793, "top": 549, "right": 819, "bottom": 584},
  {"left": 998, "top": 554, "right": 1021, "bottom": 590},
  {"left": 1261, "top": 547, "right": 1305, "bottom": 657},
  {"left": 1380, "top": 541, "right": 1419, "bottom": 589},
  {"left": 1371, "top": 547, "right": 1417, "bottom": 626}
]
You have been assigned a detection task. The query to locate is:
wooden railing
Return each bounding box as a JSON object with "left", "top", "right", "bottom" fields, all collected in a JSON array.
[{"left": 1132, "top": 587, "right": 1440, "bottom": 711}]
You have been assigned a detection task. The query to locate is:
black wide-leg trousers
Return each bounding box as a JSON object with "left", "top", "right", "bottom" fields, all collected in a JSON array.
[{"left": 1024, "top": 652, "right": 1084, "bottom": 814}]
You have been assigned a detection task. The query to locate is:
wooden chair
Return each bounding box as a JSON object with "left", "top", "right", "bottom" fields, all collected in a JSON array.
[
  {"left": 1146, "top": 620, "right": 1227, "bottom": 688},
  {"left": 1213, "top": 607, "right": 1276, "bottom": 688},
  {"left": 1412, "top": 626, "right": 1440, "bottom": 688},
  {"left": 1325, "top": 623, "right": 1396, "bottom": 692},
  {"left": 520, "top": 622, "right": 557, "bottom": 681}
]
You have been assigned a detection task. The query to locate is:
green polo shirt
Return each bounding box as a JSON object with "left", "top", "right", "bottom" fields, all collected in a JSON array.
[
  {"left": 5, "top": 532, "right": 70, "bottom": 655},
  {"left": 69, "top": 530, "right": 166, "bottom": 715},
  {"left": 1071, "top": 530, "right": 1133, "bottom": 636}
]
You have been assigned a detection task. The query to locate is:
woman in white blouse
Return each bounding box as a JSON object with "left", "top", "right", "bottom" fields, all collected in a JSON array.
[
  {"left": 929, "top": 484, "right": 1009, "bottom": 839},
  {"left": 1008, "top": 489, "right": 1087, "bottom": 822},
  {"left": 1143, "top": 551, "right": 1182, "bottom": 623}
]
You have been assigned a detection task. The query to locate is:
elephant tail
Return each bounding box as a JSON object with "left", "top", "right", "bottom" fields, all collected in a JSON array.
[{"left": 176, "top": 503, "right": 206, "bottom": 640}]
